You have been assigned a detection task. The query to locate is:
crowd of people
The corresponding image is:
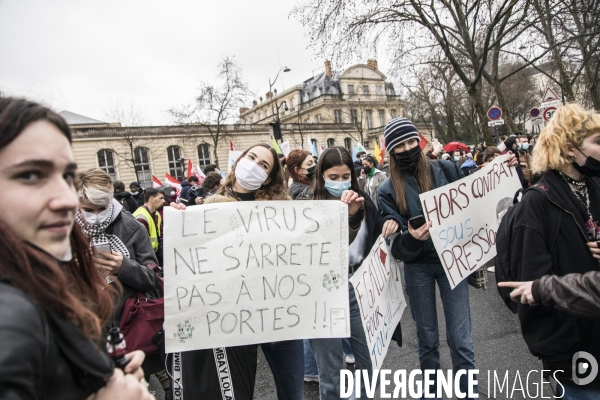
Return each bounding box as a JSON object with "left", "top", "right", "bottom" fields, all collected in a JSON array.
[{"left": 0, "top": 96, "right": 599, "bottom": 400}]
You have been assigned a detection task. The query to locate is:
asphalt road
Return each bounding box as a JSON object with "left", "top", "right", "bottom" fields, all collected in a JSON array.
[{"left": 151, "top": 266, "right": 557, "bottom": 399}]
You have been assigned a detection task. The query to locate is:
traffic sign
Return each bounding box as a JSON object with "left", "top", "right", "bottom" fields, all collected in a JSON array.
[
  {"left": 488, "top": 119, "right": 505, "bottom": 127},
  {"left": 487, "top": 107, "right": 502, "bottom": 120},
  {"left": 543, "top": 107, "right": 557, "bottom": 122},
  {"left": 530, "top": 108, "right": 540, "bottom": 118},
  {"left": 541, "top": 87, "right": 561, "bottom": 108}
]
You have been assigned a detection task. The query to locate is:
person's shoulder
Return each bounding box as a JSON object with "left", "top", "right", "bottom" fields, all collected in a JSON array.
[
  {"left": 0, "top": 283, "right": 45, "bottom": 330},
  {"left": 204, "top": 194, "right": 237, "bottom": 204}
]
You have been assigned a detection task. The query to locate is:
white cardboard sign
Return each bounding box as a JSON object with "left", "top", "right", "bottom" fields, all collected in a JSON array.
[
  {"left": 163, "top": 201, "right": 350, "bottom": 353},
  {"left": 350, "top": 235, "right": 406, "bottom": 371},
  {"left": 418, "top": 155, "right": 522, "bottom": 288}
]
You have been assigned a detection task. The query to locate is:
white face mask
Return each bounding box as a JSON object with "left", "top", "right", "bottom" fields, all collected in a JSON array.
[
  {"left": 81, "top": 206, "right": 112, "bottom": 226},
  {"left": 235, "top": 157, "right": 269, "bottom": 191}
]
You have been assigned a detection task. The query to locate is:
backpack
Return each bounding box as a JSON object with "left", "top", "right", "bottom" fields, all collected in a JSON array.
[{"left": 494, "top": 187, "right": 561, "bottom": 313}]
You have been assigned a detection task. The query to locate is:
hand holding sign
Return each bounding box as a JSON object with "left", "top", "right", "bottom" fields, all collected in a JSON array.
[{"left": 340, "top": 190, "right": 364, "bottom": 216}]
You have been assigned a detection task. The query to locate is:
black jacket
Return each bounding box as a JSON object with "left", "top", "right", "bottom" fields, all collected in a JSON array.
[
  {"left": 511, "top": 170, "right": 600, "bottom": 384},
  {"left": 131, "top": 189, "right": 145, "bottom": 207},
  {"left": 377, "top": 160, "right": 463, "bottom": 265},
  {"left": 179, "top": 180, "right": 192, "bottom": 201},
  {"left": 0, "top": 283, "right": 114, "bottom": 400},
  {"left": 114, "top": 191, "right": 138, "bottom": 213}
]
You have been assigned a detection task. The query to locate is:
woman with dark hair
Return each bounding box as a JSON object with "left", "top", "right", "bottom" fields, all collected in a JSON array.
[
  {"left": 0, "top": 97, "right": 153, "bottom": 399},
  {"left": 171, "top": 143, "right": 303, "bottom": 400},
  {"left": 358, "top": 154, "right": 386, "bottom": 207},
  {"left": 377, "top": 117, "right": 478, "bottom": 398},
  {"left": 286, "top": 149, "right": 316, "bottom": 200},
  {"left": 310, "top": 146, "right": 398, "bottom": 399}
]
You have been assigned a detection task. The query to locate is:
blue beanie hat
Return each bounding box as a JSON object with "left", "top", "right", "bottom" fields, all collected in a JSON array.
[{"left": 384, "top": 117, "right": 420, "bottom": 152}]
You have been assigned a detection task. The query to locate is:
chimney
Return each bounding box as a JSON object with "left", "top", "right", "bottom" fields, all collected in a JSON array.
[
  {"left": 367, "top": 59, "right": 378, "bottom": 70},
  {"left": 239, "top": 107, "right": 249, "bottom": 115},
  {"left": 325, "top": 60, "right": 332, "bottom": 77},
  {"left": 252, "top": 100, "right": 258, "bottom": 107},
  {"left": 266, "top": 91, "right": 273, "bottom": 100}
]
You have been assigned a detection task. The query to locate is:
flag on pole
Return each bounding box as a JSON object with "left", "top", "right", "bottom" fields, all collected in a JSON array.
[
  {"left": 187, "top": 160, "right": 198, "bottom": 179},
  {"left": 380, "top": 136, "right": 387, "bottom": 155},
  {"left": 319, "top": 145, "right": 325, "bottom": 154},
  {"left": 280, "top": 141, "right": 291, "bottom": 157},
  {"left": 271, "top": 136, "right": 283, "bottom": 154},
  {"left": 307, "top": 134, "right": 317, "bottom": 156},
  {"left": 152, "top": 175, "right": 162, "bottom": 189},
  {"left": 196, "top": 164, "right": 206, "bottom": 182},
  {"left": 418, "top": 132, "right": 429, "bottom": 150},
  {"left": 230, "top": 140, "right": 236, "bottom": 151},
  {"left": 374, "top": 141, "right": 383, "bottom": 164},
  {"left": 164, "top": 174, "right": 182, "bottom": 196},
  {"left": 356, "top": 142, "right": 366, "bottom": 153}
]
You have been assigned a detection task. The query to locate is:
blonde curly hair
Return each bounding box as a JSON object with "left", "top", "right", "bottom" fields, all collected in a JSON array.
[{"left": 531, "top": 103, "right": 600, "bottom": 174}]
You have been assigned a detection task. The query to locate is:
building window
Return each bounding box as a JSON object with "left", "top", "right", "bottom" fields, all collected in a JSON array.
[
  {"left": 311, "top": 139, "right": 318, "bottom": 151},
  {"left": 167, "top": 145, "right": 184, "bottom": 181},
  {"left": 315, "top": 87, "right": 321, "bottom": 97},
  {"left": 316, "top": 114, "right": 322, "bottom": 123},
  {"left": 327, "top": 138, "right": 335, "bottom": 147},
  {"left": 291, "top": 98, "right": 296, "bottom": 108},
  {"left": 344, "top": 138, "right": 352, "bottom": 151},
  {"left": 197, "top": 143, "right": 211, "bottom": 168},
  {"left": 334, "top": 109, "right": 342, "bottom": 123},
  {"left": 258, "top": 113, "right": 262, "bottom": 120},
  {"left": 366, "top": 110, "right": 373, "bottom": 129},
  {"left": 378, "top": 109, "right": 386, "bottom": 127},
  {"left": 363, "top": 85, "right": 369, "bottom": 94},
  {"left": 305, "top": 118, "right": 310, "bottom": 124},
  {"left": 390, "top": 109, "right": 398, "bottom": 119},
  {"left": 351, "top": 109, "right": 358, "bottom": 124},
  {"left": 266, "top": 109, "right": 270, "bottom": 117},
  {"left": 348, "top": 84, "right": 354, "bottom": 94},
  {"left": 376, "top": 85, "right": 383, "bottom": 95},
  {"left": 363, "top": 140, "right": 370, "bottom": 149},
  {"left": 133, "top": 147, "right": 152, "bottom": 189},
  {"left": 97, "top": 149, "right": 116, "bottom": 182}
]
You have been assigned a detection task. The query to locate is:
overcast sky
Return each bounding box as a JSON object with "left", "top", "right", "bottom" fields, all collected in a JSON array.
[{"left": 0, "top": 0, "right": 377, "bottom": 125}]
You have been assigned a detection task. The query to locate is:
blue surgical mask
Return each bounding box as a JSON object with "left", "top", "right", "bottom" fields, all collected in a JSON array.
[
  {"left": 453, "top": 156, "right": 460, "bottom": 162},
  {"left": 519, "top": 143, "right": 529, "bottom": 150},
  {"left": 324, "top": 179, "right": 351, "bottom": 198}
]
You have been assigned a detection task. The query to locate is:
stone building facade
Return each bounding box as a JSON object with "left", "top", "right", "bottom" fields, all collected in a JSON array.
[{"left": 66, "top": 61, "right": 434, "bottom": 189}]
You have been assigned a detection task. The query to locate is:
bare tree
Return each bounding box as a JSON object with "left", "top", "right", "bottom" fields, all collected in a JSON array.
[
  {"left": 170, "top": 56, "right": 251, "bottom": 168},
  {"left": 294, "top": 0, "right": 535, "bottom": 144},
  {"left": 100, "top": 102, "right": 160, "bottom": 186}
]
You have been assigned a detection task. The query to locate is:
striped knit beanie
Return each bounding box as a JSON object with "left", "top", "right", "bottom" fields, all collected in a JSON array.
[{"left": 383, "top": 117, "right": 420, "bottom": 152}]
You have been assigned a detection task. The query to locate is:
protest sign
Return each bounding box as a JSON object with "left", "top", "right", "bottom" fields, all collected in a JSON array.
[
  {"left": 419, "top": 155, "right": 521, "bottom": 288},
  {"left": 163, "top": 200, "right": 350, "bottom": 353},
  {"left": 350, "top": 235, "right": 406, "bottom": 370}
]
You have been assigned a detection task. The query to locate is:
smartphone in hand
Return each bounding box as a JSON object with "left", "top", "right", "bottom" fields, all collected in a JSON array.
[
  {"left": 408, "top": 215, "right": 427, "bottom": 230},
  {"left": 91, "top": 242, "right": 111, "bottom": 260}
]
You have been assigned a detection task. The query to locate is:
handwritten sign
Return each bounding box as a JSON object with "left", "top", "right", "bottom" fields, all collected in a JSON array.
[
  {"left": 350, "top": 235, "right": 406, "bottom": 370},
  {"left": 419, "top": 155, "right": 521, "bottom": 288},
  {"left": 163, "top": 201, "right": 350, "bottom": 352}
]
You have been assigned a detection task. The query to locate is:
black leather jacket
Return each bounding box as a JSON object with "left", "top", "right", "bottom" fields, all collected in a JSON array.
[
  {"left": 0, "top": 282, "right": 114, "bottom": 400},
  {"left": 533, "top": 271, "right": 600, "bottom": 318}
]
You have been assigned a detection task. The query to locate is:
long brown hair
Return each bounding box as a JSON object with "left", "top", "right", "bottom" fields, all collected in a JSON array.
[
  {"left": 0, "top": 97, "right": 117, "bottom": 341},
  {"left": 218, "top": 143, "right": 290, "bottom": 200},
  {"left": 286, "top": 149, "right": 313, "bottom": 185},
  {"left": 313, "top": 146, "right": 361, "bottom": 200},
  {"left": 388, "top": 150, "right": 431, "bottom": 215}
]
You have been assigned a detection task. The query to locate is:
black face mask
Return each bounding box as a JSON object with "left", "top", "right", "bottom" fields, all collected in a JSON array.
[
  {"left": 305, "top": 165, "right": 317, "bottom": 180},
  {"left": 394, "top": 145, "right": 421, "bottom": 171},
  {"left": 572, "top": 148, "right": 600, "bottom": 178}
]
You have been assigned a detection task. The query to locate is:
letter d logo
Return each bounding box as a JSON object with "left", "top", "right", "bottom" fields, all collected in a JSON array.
[{"left": 572, "top": 351, "right": 598, "bottom": 385}]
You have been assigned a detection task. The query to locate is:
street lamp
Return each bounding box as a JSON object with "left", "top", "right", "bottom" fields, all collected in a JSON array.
[
  {"left": 267, "top": 67, "right": 290, "bottom": 142},
  {"left": 177, "top": 157, "right": 186, "bottom": 180}
]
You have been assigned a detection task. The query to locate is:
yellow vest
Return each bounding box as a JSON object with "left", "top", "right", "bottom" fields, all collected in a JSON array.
[{"left": 133, "top": 207, "right": 162, "bottom": 252}]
